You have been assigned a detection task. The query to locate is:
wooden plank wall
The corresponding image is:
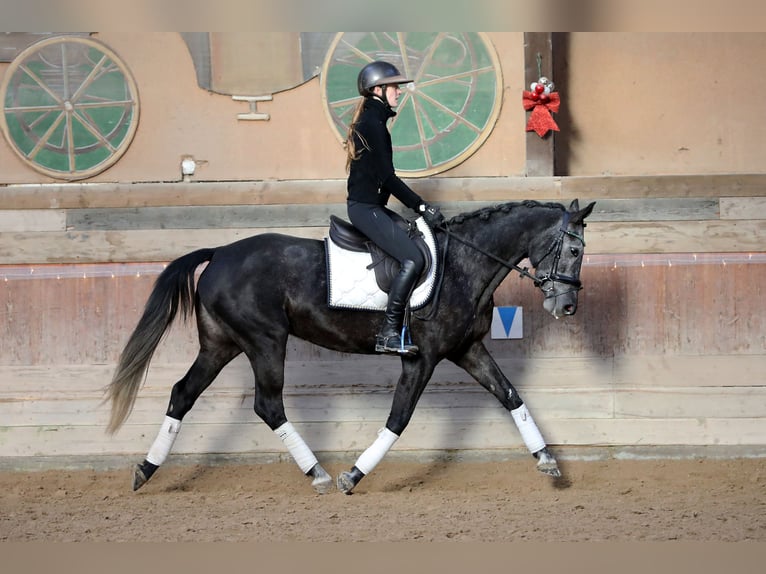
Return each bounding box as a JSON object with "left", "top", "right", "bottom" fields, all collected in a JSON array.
[{"left": 1, "top": 175, "right": 765, "bottom": 465}]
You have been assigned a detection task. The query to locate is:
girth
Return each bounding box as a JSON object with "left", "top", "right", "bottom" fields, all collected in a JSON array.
[{"left": 328, "top": 213, "right": 433, "bottom": 293}]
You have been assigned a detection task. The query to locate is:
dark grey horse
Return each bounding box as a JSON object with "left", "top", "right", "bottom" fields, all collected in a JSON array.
[{"left": 105, "top": 199, "right": 595, "bottom": 494}]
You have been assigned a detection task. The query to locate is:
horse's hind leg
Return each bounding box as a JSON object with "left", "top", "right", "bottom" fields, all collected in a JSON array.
[
  {"left": 133, "top": 346, "right": 238, "bottom": 490},
  {"left": 272, "top": 420, "right": 333, "bottom": 494},
  {"left": 450, "top": 341, "right": 561, "bottom": 478},
  {"left": 247, "top": 336, "right": 333, "bottom": 494}
]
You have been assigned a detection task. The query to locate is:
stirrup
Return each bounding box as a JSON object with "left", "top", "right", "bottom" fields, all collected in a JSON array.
[{"left": 375, "top": 327, "right": 419, "bottom": 356}]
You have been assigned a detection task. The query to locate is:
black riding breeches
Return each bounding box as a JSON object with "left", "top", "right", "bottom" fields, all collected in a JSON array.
[{"left": 347, "top": 201, "right": 425, "bottom": 274}]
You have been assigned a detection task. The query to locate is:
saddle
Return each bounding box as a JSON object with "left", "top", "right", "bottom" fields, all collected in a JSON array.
[
  {"left": 325, "top": 213, "right": 439, "bottom": 311},
  {"left": 328, "top": 213, "right": 433, "bottom": 293}
]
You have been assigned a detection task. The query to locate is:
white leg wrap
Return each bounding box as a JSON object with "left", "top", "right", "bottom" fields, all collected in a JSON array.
[
  {"left": 355, "top": 427, "right": 399, "bottom": 475},
  {"left": 511, "top": 404, "right": 546, "bottom": 454},
  {"left": 146, "top": 416, "right": 182, "bottom": 466},
  {"left": 274, "top": 422, "right": 318, "bottom": 474}
]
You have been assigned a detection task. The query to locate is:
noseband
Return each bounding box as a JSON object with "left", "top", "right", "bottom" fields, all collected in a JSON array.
[{"left": 438, "top": 210, "right": 585, "bottom": 297}]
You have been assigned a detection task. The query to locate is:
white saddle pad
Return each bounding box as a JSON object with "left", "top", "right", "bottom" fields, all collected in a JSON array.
[{"left": 325, "top": 216, "right": 438, "bottom": 311}]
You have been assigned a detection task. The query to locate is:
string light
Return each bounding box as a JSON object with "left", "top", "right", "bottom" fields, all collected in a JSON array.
[
  {"left": 0, "top": 263, "right": 167, "bottom": 281},
  {"left": 574, "top": 253, "right": 766, "bottom": 268},
  {"left": 0, "top": 254, "right": 764, "bottom": 281}
]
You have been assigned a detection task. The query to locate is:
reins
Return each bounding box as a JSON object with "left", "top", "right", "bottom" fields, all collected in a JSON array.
[
  {"left": 414, "top": 210, "right": 585, "bottom": 320},
  {"left": 440, "top": 210, "right": 584, "bottom": 289},
  {"left": 439, "top": 223, "right": 543, "bottom": 285}
]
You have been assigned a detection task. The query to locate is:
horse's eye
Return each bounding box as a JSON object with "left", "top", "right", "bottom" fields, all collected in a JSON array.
[{"left": 570, "top": 247, "right": 580, "bottom": 257}]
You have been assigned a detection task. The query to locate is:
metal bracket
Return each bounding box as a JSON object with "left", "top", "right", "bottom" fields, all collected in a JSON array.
[{"left": 232, "top": 95, "right": 272, "bottom": 121}]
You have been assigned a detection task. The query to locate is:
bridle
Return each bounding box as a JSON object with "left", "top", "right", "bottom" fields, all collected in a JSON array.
[
  {"left": 412, "top": 209, "right": 585, "bottom": 321},
  {"left": 529, "top": 211, "right": 586, "bottom": 297},
  {"left": 438, "top": 210, "right": 586, "bottom": 298}
]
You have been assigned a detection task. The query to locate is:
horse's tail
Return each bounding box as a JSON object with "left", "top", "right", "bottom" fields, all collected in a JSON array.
[{"left": 104, "top": 248, "right": 216, "bottom": 434}]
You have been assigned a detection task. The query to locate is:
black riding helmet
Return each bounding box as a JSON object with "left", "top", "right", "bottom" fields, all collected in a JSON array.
[{"left": 357, "top": 61, "right": 411, "bottom": 97}]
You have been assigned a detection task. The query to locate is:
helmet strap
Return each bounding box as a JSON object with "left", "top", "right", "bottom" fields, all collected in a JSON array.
[{"left": 378, "top": 85, "right": 393, "bottom": 111}]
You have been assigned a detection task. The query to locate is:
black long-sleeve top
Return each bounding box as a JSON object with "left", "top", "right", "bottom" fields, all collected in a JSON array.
[{"left": 346, "top": 97, "right": 423, "bottom": 211}]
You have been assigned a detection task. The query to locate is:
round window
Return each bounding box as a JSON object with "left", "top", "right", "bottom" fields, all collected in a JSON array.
[
  {"left": 1, "top": 35, "right": 140, "bottom": 180},
  {"left": 320, "top": 32, "right": 503, "bottom": 177}
]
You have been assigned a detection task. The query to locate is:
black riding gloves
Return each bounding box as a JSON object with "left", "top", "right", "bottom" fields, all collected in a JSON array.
[{"left": 418, "top": 203, "right": 445, "bottom": 227}]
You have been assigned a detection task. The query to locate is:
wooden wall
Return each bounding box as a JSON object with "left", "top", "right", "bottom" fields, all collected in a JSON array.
[{"left": 1, "top": 175, "right": 764, "bottom": 464}]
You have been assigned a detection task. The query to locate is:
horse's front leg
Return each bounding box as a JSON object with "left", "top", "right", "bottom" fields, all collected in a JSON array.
[
  {"left": 449, "top": 340, "right": 561, "bottom": 478},
  {"left": 337, "top": 358, "right": 435, "bottom": 494}
]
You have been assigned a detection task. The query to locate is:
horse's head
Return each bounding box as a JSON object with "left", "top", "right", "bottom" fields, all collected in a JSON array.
[{"left": 530, "top": 199, "right": 595, "bottom": 319}]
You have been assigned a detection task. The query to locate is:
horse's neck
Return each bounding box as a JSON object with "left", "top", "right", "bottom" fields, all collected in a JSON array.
[
  {"left": 446, "top": 205, "right": 560, "bottom": 294},
  {"left": 471, "top": 206, "right": 558, "bottom": 261}
]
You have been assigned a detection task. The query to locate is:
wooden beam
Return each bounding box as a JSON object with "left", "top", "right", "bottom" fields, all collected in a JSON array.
[
  {"left": 54, "top": 197, "right": 721, "bottom": 232},
  {"left": 720, "top": 197, "right": 766, "bottom": 220},
  {"left": 1, "top": 219, "right": 765, "bottom": 263},
  {"left": 562, "top": 174, "right": 766, "bottom": 199},
  {"left": 2, "top": 174, "right": 766, "bottom": 210},
  {"left": 524, "top": 33, "right": 555, "bottom": 177}
]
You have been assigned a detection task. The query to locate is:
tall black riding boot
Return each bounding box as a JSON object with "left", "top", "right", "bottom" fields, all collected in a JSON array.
[{"left": 375, "top": 259, "right": 419, "bottom": 356}]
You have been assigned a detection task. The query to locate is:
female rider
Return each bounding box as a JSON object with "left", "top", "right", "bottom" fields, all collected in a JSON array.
[{"left": 345, "top": 60, "right": 445, "bottom": 356}]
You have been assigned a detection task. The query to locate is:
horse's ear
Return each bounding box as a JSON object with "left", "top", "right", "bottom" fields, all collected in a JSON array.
[
  {"left": 568, "top": 199, "right": 580, "bottom": 212},
  {"left": 570, "top": 200, "right": 596, "bottom": 225}
]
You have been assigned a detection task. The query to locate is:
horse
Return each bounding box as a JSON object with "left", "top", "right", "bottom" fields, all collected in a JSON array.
[{"left": 105, "top": 198, "right": 595, "bottom": 494}]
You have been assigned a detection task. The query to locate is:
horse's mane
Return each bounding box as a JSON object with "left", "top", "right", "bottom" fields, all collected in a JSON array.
[{"left": 448, "top": 199, "right": 565, "bottom": 226}]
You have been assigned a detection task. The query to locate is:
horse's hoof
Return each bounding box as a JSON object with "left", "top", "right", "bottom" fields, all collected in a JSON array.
[
  {"left": 537, "top": 461, "right": 562, "bottom": 478},
  {"left": 312, "top": 475, "right": 335, "bottom": 494},
  {"left": 337, "top": 466, "right": 364, "bottom": 495},
  {"left": 132, "top": 460, "right": 158, "bottom": 491},
  {"left": 535, "top": 449, "right": 562, "bottom": 478},
  {"left": 133, "top": 465, "right": 148, "bottom": 491},
  {"left": 309, "top": 464, "right": 335, "bottom": 494},
  {"left": 337, "top": 472, "right": 356, "bottom": 494}
]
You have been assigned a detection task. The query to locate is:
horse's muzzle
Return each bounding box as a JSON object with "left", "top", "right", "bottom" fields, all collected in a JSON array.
[{"left": 543, "top": 289, "right": 579, "bottom": 319}]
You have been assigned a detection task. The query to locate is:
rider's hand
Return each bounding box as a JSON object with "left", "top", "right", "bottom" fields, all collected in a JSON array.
[{"left": 418, "top": 203, "right": 445, "bottom": 227}]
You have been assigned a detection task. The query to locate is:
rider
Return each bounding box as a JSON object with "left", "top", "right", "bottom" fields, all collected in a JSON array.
[{"left": 345, "top": 60, "right": 445, "bottom": 356}]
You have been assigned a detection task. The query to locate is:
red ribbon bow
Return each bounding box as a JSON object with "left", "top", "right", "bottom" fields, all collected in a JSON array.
[{"left": 522, "top": 90, "right": 560, "bottom": 137}]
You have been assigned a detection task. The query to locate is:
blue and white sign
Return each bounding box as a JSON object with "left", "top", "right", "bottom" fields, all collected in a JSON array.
[{"left": 491, "top": 306, "right": 523, "bottom": 339}]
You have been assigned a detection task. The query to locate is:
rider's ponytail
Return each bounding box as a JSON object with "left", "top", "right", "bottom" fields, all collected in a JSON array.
[{"left": 344, "top": 98, "right": 369, "bottom": 172}]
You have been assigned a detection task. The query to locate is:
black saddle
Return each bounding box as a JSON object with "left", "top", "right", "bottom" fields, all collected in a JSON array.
[{"left": 328, "top": 213, "right": 434, "bottom": 294}]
